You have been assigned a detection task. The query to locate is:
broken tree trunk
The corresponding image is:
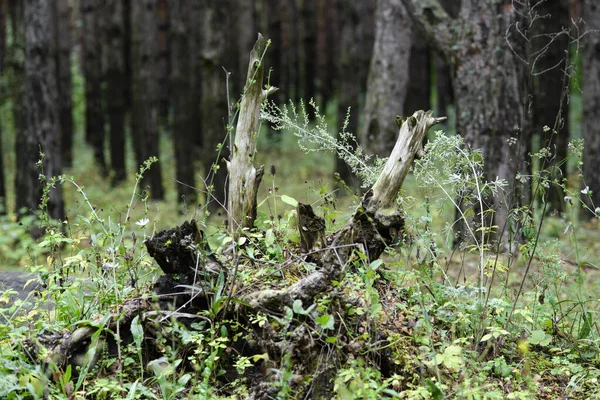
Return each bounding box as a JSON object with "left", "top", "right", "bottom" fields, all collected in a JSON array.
[
  {"left": 244, "top": 110, "right": 445, "bottom": 311},
  {"left": 227, "top": 33, "right": 277, "bottom": 234}
]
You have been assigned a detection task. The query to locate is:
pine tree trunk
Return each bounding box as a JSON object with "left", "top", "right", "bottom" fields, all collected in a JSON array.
[
  {"left": 405, "top": 29, "right": 431, "bottom": 116},
  {"left": 105, "top": 0, "right": 127, "bottom": 185},
  {"left": 8, "top": 1, "right": 24, "bottom": 214},
  {"left": 54, "top": 0, "right": 73, "bottom": 169},
  {"left": 235, "top": 0, "right": 257, "bottom": 92},
  {"left": 131, "top": 0, "right": 164, "bottom": 199},
  {"left": 336, "top": 0, "right": 375, "bottom": 189},
  {"left": 583, "top": 1, "right": 600, "bottom": 217},
  {"left": 81, "top": 0, "right": 106, "bottom": 171},
  {"left": 168, "top": 0, "right": 195, "bottom": 208},
  {"left": 298, "top": 0, "right": 317, "bottom": 100},
  {"left": 316, "top": 0, "right": 338, "bottom": 106},
  {"left": 0, "top": 0, "right": 6, "bottom": 73},
  {"left": 403, "top": 0, "right": 530, "bottom": 244},
  {"left": 531, "top": 0, "right": 570, "bottom": 214},
  {"left": 0, "top": 0, "right": 6, "bottom": 214},
  {"left": 200, "top": 0, "right": 230, "bottom": 212},
  {"left": 190, "top": 1, "right": 203, "bottom": 160},
  {"left": 435, "top": 0, "right": 459, "bottom": 116},
  {"left": 362, "top": 0, "right": 412, "bottom": 157},
  {"left": 17, "top": 0, "right": 64, "bottom": 225},
  {"left": 156, "top": 0, "right": 170, "bottom": 127}
]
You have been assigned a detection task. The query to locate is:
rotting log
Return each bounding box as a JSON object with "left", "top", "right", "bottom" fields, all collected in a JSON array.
[
  {"left": 227, "top": 33, "right": 277, "bottom": 234},
  {"left": 243, "top": 110, "right": 445, "bottom": 312}
]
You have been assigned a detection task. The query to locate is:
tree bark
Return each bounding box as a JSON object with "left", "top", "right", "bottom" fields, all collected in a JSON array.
[
  {"left": 8, "top": 0, "right": 24, "bottom": 216},
  {"left": 583, "top": 0, "right": 600, "bottom": 217},
  {"left": 0, "top": 0, "right": 6, "bottom": 213},
  {"left": 298, "top": 0, "right": 318, "bottom": 100},
  {"left": 53, "top": 0, "right": 73, "bottom": 169},
  {"left": 405, "top": 31, "right": 431, "bottom": 116},
  {"left": 200, "top": 0, "right": 230, "bottom": 212},
  {"left": 227, "top": 35, "right": 277, "bottom": 233},
  {"left": 361, "top": 0, "right": 412, "bottom": 157},
  {"left": 235, "top": 0, "right": 257, "bottom": 93},
  {"left": 17, "top": 0, "right": 64, "bottom": 224},
  {"left": 105, "top": 0, "right": 127, "bottom": 185},
  {"left": 156, "top": 0, "right": 170, "bottom": 127},
  {"left": 316, "top": 0, "right": 338, "bottom": 106},
  {"left": 336, "top": 0, "right": 375, "bottom": 189},
  {"left": 435, "top": 0, "right": 459, "bottom": 116},
  {"left": 131, "top": 0, "right": 164, "bottom": 199},
  {"left": 81, "top": 0, "right": 106, "bottom": 171},
  {"left": 169, "top": 0, "right": 196, "bottom": 208},
  {"left": 531, "top": 0, "right": 570, "bottom": 214},
  {"left": 403, "top": 0, "right": 530, "bottom": 243},
  {"left": 0, "top": 0, "right": 6, "bottom": 73}
]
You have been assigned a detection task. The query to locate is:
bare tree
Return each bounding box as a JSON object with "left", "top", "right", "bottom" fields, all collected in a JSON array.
[
  {"left": 81, "top": 0, "right": 106, "bottom": 171},
  {"left": 54, "top": 0, "right": 73, "bottom": 169},
  {"left": 336, "top": 0, "right": 374, "bottom": 188},
  {"left": 156, "top": 0, "right": 170, "bottom": 126},
  {"left": 361, "top": 0, "right": 412, "bottom": 157},
  {"left": 583, "top": 0, "right": 600, "bottom": 216},
  {"left": 17, "top": 0, "right": 64, "bottom": 224},
  {"left": 200, "top": 0, "right": 230, "bottom": 211},
  {"left": 531, "top": 0, "right": 571, "bottom": 214},
  {"left": 131, "top": 0, "right": 164, "bottom": 199},
  {"left": 168, "top": 0, "right": 196, "bottom": 208},
  {"left": 105, "top": 0, "right": 127, "bottom": 185}
]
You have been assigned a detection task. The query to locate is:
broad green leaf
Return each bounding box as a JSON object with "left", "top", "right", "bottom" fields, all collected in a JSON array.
[
  {"left": 316, "top": 314, "right": 334, "bottom": 330},
  {"left": 281, "top": 195, "right": 298, "bottom": 207}
]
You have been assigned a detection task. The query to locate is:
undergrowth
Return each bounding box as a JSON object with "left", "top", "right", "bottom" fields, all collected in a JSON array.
[{"left": 1, "top": 80, "right": 599, "bottom": 399}]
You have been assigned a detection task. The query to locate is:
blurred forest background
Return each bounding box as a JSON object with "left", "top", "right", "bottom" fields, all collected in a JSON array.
[{"left": 0, "top": 0, "right": 598, "bottom": 263}]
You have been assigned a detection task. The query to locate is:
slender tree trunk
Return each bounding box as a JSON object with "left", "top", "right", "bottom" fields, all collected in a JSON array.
[
  {"left": 298, "top": 0, "right": 317, "bottom": 100},
  {"left": 81, "top": 0, "right": 106, "bottom": 171},
  {"left": 131, "top": 0, "right": 164, "bottom": 199},
  {"left": 583, "top": 0, "right": 600, "bottom": 217},
  {"left": 200, "top": 0, "right": 230, "bottom": 212},
  {"left": 236, "top": 0, "right": 257, "bottom": 93},
  {"left": 405, "top": 30, "right": 431, "bottom": 116},
  {"left": 316, "top": 0, "right": 338, "bottom": 106},
  {"left": 531, "top": 0, "right": 570, "bottom": 214},
  {"left": 106, "top": 0, "right": 127, "bottom": 185},
  {"left": 168, "top": 0, "right": 195, "bottom": 208},
  {"left": 123, "top": 0, "right": 133, "bottom": 112},
  {"left": 190, "top": 1, "right": 203, "bottom": 160},
  {"left": 17, "top": 0, "right": 64, "bottom": 225},
  {"left": 54, "top": 0, "right": 73, "bottom": 169},
  {"left": 435, "top": 0, "right": 459, "bottom": 116},
  {"left": 10, "top": 1, "right": 25, "bottom": 216},
  {"left": 0, "top": 0, "right": 6, "bottom": 72},
  {"left": 362, "top": 0, "right": 412, "bottom": 157},
  {"left": 0, "top": 0, "right": 6, "bottom": 214},
  {"left": 336, "top": 0, "right": 374, "bottom": 189},
  {"left": 156, "top": 0, "right": 170, "bottom": 128}
]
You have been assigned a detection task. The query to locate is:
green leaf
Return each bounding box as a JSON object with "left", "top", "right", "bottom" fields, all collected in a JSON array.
[
  {"left": 316, "top": 314, "right": 334, "bottom": 330},
  {"left": 131, "top": 315, "right": 144, "bottom": 348},
  {"left": 281, "top": 195, "right": 298, "bottom": 207},
  {"left": 325, "top": 336, "right": 338, "bottom": 344},
  {"left": 440, "top": 345, "right": 463, "bottom": 371},
  {"left": 425, "top": 379, "right": 444, "bottom": 400},
  {"left": 265, "top": 229, "right": 276, "bottom": 246},
  {"left": 528, "top": 330, "right": 552, "bottom": 346}
]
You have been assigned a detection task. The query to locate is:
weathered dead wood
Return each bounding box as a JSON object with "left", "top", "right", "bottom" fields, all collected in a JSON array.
[
  {"left": 227, "top": 34, "right": 277, "bottom": 234},
  {"left": 243, "top": 110, "right": 445, "bottom": 312}
]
